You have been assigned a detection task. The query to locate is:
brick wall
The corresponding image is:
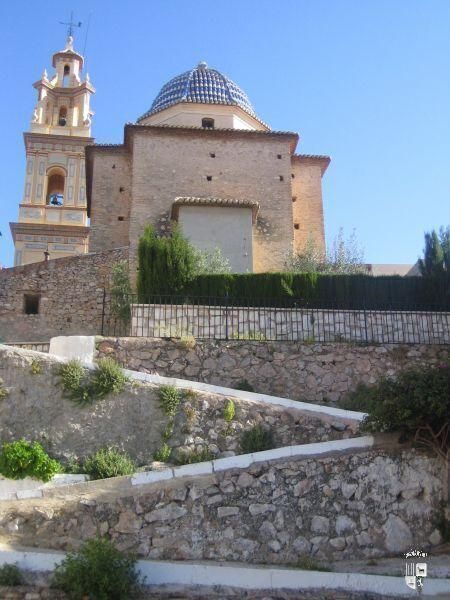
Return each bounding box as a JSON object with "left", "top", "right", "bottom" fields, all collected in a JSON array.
[
  {"left": 87, "top": 127, "right": 327, "bottom": 273},
  {"left": 292, "top": 157, "right": 326, "bottom": 254},
  {"left": 0, "top": 247, "right": 128, "bottom": 342},
  {"left": 88, "top": 148, "right": 131, "bottom": 252}
]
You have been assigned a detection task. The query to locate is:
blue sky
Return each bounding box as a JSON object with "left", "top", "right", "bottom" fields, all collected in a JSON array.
[{"left": 1, "top": 0, "right": 449, "bottom": 268}]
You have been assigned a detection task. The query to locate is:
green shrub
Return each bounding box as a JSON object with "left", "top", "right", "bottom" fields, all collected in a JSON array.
[
  {"left": 178, "top": 334, "right": 196, "bottom": 349},
  {"left": 241, "top": 425, "right": 274, "bottom": 454},
  {"left": 91, "top": 358, "right": 128, "bottom": 399},
  {"left": 52, "top": 537, "right": 143, "bottom": 600},
  {"left": 234, "top": 379, "right": 255, "bottom": 393},
  {"left": 296, "top": 555, "right": 331, "bottom": 572},
  {"left": 153, "top": 443, "right": 172, "bottom": 462},
  {"left": 83, "top": 448, "right": 136, "bottom": 480},
  {"left": 110, "top": 261, "right": 132, "bottom": 325},
  {"left": 433, "top": 502, "right": 450, "bottom": 543},
  {"left": 162, "top": 419, "right": 174, "bottom": 440},
  {"left": 58, "top": 360, "right": 91, "bottom": 404},
  {"left": 175, "top": 447, "right": 214, "bottom": 465},
  {"left": 0, "top": 439, "right": 60, "bottom": 482},
  {"left": 30, "top": 358, "right": 43, "bottom": 375},
  {"left": 339, "top": 382, "right": 379, "bottom": 412},
  {"left": 223, "top": 399, "right": 235, "bottom": 422},
  {"left": 0, "top": 563, "right": 23, "bottom": 585},
  {"left": 342, "top": 363, "right": 450, "bottom": 459},
  {"left": 158, "top": 385, "right": 181, "bottom": 417},
  {"left": 58, "top": 359, "right": 128, "bottom": 405},
  {"left": 0, "top": 381, "right": 8, "bottom": 400}
]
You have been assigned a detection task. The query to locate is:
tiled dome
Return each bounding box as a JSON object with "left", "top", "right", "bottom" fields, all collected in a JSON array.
[{"left": 138, "top": 62, "right": 256, "bottom": 120}]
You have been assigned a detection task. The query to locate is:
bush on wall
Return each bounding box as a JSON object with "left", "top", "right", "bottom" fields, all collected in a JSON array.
[
  {"left": 58, "top": 358, "right": 128, "bottom": 405},
  {"left": 82, "top": 447, "right": 136, "bottom": 480},
  {"left": 0, "top": 439, "right": 60, "bottom": 482},
  {"left": 342, "top": 363, "right": 450, "bottom": 461}
]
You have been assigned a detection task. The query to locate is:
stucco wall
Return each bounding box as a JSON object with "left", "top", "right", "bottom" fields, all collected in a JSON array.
[
  {"left": 0, "top": 247, "right": 128, "bottom": 343},
  {"left": 97, "top": 338, "right": 450, "bottom": 403},
  {"left": 179, "top": 205, "right": 253, "bottom": 272}
]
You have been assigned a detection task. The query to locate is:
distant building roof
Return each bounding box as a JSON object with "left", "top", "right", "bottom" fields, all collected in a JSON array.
[{"left": 365, "top": 263, "right": 421, "bottom": 277}]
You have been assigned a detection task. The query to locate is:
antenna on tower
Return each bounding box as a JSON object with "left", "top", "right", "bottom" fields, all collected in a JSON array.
[
  {"left": 82, "top": 12, "right": 92, "bottom": 65},
  {"left": 59, "top": 11, "right": 82, "bottom": 39}
]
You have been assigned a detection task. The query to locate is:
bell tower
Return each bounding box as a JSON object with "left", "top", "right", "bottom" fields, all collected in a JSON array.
[{"left": 10, "top": 35, "right": 95, "bottom": 266}]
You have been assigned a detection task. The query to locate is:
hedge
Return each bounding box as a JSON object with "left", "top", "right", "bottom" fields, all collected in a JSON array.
[{"left": 151, "top": 272, "right": 450, "bottom": 310}]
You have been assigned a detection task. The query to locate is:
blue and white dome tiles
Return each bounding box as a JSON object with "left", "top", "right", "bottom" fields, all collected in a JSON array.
[{"left": 138, "top": 61, "right": 257, "bottom": 121}]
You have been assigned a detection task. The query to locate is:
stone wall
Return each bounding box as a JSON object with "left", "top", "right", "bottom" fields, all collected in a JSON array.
[
  {"left": 128, "top": 303, "right": 450, "bottom": 345},
  {"left": 0, "top": 587, "right": 65, "bottom": 599},
  {"left": 0, "top": 247, "right": 128, "bottom": 343},
  {"left": 0, "top": 446, "right": 443, "bottom": 563},
  {"left": 0, "top": 346, "right": 354, "bottom": 465},
  {"left": 97, "top": 338, "right": 450, "bottom": 403}
]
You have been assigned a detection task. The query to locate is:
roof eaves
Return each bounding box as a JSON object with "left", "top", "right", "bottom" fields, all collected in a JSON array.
[{"left": 292, "top": 153, "right": 331, "bottom": 175}]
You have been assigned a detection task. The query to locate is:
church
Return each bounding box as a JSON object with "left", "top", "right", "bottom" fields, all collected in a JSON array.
[{"left": 11, "top": 36, "right": 329, "bottom": 273}]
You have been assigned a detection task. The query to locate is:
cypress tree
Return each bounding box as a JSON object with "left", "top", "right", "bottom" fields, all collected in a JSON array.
[
  {"left": 137, "top": 225, "right": 196, "bottom": 299},
  {"left": 418, "top": 230, "right": 445, "bottom": 277}
]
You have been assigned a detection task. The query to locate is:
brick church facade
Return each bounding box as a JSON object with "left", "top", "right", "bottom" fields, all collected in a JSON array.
[{"left": 10, "top": 38, "right": 329, "bottom": 273}]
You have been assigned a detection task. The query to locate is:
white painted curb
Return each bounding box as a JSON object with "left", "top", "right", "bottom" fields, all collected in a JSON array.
[
  {"left": 131, "top": 437, "right": 374, "bottom": 488},
  {"left": 0, "top": 547, "right": 449, "bottom": 598},
  {"left": 123, "top": 368, "right": 367, "bottom": 422},
  {"left": 0, "top": 474, "right": 89, "bottom": 501}
]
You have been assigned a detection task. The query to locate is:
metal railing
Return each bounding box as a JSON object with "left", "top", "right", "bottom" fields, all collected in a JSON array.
[{"left": 101, "top": 294, "right": 450, "bottom": 345}]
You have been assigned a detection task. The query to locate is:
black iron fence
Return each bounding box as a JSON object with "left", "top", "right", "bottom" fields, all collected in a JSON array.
[{"left": 101, "top": 293, "right": 450, "bottom": 345}]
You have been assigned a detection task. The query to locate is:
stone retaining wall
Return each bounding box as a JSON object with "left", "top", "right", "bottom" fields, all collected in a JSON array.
[
  {"left": 0, "top": 446, "right": 443, "bottom": 564},
  {"left": 0, "top": 346, "right": 354, "bottom": 465},
  {"left": 0, "top": 247, "right": 128, "bottom": 343},
  {"left": 0, "top": 587, "right": 65, "bottom": 599},
  {"left": 97, "top": 338, "right": 450, "bottom": 403}
]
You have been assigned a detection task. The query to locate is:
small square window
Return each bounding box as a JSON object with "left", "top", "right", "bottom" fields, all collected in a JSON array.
[
  {"left": 210, "top": 152, "right": 216, "bottom": 158},
  {"left": 279, "top": 175, "right": 284, "bottom": 181},
  {"left": 202, "top": 118, "right": 215, "bottom": 129},
  {"left": 24, "top": 293, "right": 40, "bottom": 315},
  {"left": 277, "top": 154, "right": 282, "bottom": 159},
  {"left": 206, "top": 175, "right": 212, "bottom": 181},
  {"left": 118, "top": 216, "right": 124, "bottom": 221},
  {"left": 119, "top": 187, "right": 125, "bottom": 192},
  {"left": 292, "top": 196, "right": 297, "bottom": 202},
  {"left": 294, "top": 223, "right": 300, "bottom": 230}
]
